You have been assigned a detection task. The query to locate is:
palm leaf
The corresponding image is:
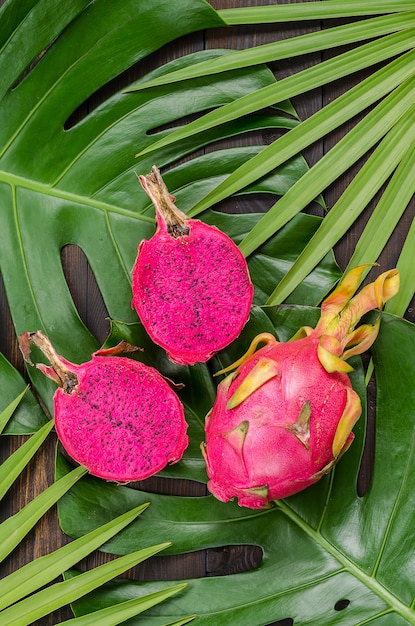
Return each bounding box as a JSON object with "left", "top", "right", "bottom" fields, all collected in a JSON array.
[
  {"left": 0, "top": 392, "right": 190, "bottom": 624},
  {"left": 0, "top": 543, "right": 173, "bottom": 626},
  {"left": 218, "top": 0, "right": 415, "bottom": 24},
  {"left": 265, "top": 102, "right": 415, "bottom": 305},
  {"left": 135, "top": 29, "right": 415, "bottom": 161},
  {"left": 0, "top": 356, "right": 47, "bottom": 434},
  {"left": 129, "top": 12, "right": 415, "bottom": 91},
  {"left": 132, "top": 4, "right": 415, "bottom": 306},
  {"left": 0, "top": 385, "right": 29, "bottom": 433},
  {"left": 346, "top": 142, "right": 415, "bottom": 273},
  {"left": 237, "top": 71, "right": 415, "bottom": 257},
  {"left": 385, "top": 215, "right": 415, "bottom": 318},
  {"left": 0, "top": 502, "right": 151, "bottom": 610},
  {"left": 0, "top": 464, "right": 88, "bottom": 563},
  {"left": 0, "top": 419, "right": 54, "bottom": 500},
  {"left": 58, "top": 585, "right": 191, "bottom": 625}
]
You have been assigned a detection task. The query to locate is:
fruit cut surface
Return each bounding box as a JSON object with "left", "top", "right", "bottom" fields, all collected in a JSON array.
[{"left": 54, "top": 355, "right": 188, "bottom": 482}]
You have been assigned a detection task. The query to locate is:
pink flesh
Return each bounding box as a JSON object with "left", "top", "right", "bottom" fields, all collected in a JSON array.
[
  {"left": 132, "top": 219, "right": 254, "bottom": 365},
  {"left": 54, "top": 356, "right": 188, "bottom": 482}
]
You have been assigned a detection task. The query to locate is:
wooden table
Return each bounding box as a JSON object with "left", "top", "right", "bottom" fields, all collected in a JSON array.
[{"left": 0, "top": 2, "right": 414, "bottom": 624}]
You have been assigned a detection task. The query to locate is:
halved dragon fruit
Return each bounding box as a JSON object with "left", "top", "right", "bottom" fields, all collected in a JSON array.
[
  {"left": 20, "top": 332, "right": 188, "bottom": 482},
  {"left": 201, "top": 265, "right": 399, "bottom": 508},
  {"left": 131, "top": 166, "right": 254, "bottom": 365}
]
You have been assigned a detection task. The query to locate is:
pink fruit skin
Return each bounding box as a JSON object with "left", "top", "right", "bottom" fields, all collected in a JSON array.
[
  {"left": 203, "top": 336, "right": 353, "bottom": 509},
  {"left": 131, "top": 167, "right": 254, "bottom": 365},
  {"left": 202, "top": 265, "right": 400, "bottom": 509}
]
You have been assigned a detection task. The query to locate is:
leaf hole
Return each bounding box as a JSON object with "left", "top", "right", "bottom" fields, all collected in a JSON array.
[
  {"left": 334, "top": 598, "right": 350, "bottom": 611},
  {"left": 0, "top": 272, "right": 26, "bottom": 375},
  {"left": 146, "top": 109, "right": 215, "bottom": 137},
  {"left": 64, "top": 32, "right": 203, "bottom": 129},
  {"left": 77, "top": 548, "right": 208, "bottom": 581},
  {"left": 63, "top": 60, "right": 150, "bottom": 129},
  {"left": 213, "top": 191, "right": 277, "bottom": 216},
  {"left": 58, "top": 445, "right": 207, "bottom": 497},
  {"left": 268, "top": 619, "right": 294, "bottom": 626},
  {"left": 206, "top": 544, "right": 263, "bottom": 577},
  {"left": 356, "top": 356, "right": 376, "bottom": 497},
  {"left": 130, "top": 474, "right": 208, "bottom": 497},
  {"left": 11, "top": 48, "right": 49, "bottom": 90},
  {"left": 80, "top": 545, "right": 263, "bottom": 582},
  {"left": 61, "top": 244, "right": 109, "bottom": 345}
]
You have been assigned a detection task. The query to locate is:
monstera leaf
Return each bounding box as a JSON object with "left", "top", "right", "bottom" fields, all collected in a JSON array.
[
  {"left": 56, "top": 308, "right": 415, "bottom": 625},
  {"left": 0, "top": 0, "right": 332, "bottom": 432}
]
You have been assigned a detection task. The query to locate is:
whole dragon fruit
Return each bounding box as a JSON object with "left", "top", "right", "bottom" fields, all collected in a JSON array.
[
  {"left": 201, "top": 265, "right": 399, "bottom": 509},
  {"left": 20, "top": 331, "right": 188, "bottom": 482},
  {"left": 131, "top": 166, "right": 254, "bottom": 365}
]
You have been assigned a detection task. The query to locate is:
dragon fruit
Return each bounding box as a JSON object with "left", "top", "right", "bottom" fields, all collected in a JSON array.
[
  {"left": 19, "top": 331, "right": 188, "bottom": 482},
  {"left": 201, "top": 265, "right": 399, "bottom": 509},
  {"left": 131, "top": 166, "right": 254, "bottom": 365}
]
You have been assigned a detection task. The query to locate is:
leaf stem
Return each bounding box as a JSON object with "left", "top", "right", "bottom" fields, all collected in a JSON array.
[{"left": 277, "top": 500, "right": 415, "bottom": 624}]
